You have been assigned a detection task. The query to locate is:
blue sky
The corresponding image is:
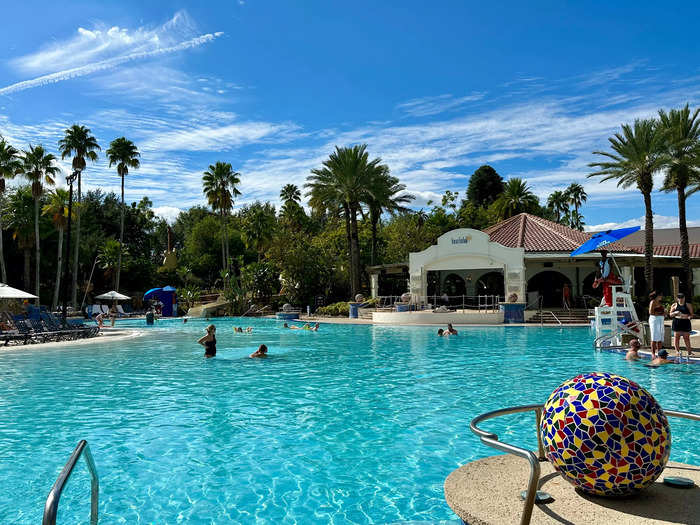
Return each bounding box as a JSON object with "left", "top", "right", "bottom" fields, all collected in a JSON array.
[{"left": 1, "top": 1, "right": 699, "bottom": 230}]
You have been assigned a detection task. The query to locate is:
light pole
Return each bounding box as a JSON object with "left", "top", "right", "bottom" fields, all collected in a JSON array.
[{"left": 61, "top": 170, "right": 79, "bottom": 322}]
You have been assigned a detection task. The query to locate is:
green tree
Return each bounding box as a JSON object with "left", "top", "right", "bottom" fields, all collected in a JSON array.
[
  {"left": 466, "top": 165, "right": 504, "bottom": 207},
  {"left": 564, "top": 183, "right": 587, "bottom": 216},
  {"left": 547, "top": 190, "right": 569, "bottom": 223},
  {"left": 7, "top": 186, "right": 35, "bottom": 289},
  {"left": 567, "top": 210, "right": 585, "bottom": 231},
  {"left": 589, "top": 118, "right": 665, "bottom": 294},
  {"left": 0, "top": 137, "right": 22, "bottom": 283},
  {"left": 98, "top": 238, "right": 128, "bottom": 289},
  {"left": 280, "top": 183, "right": 301, "bottom": 203},
  {"left": 21, "top": 145, "right": 59, "bottom": 304},
  {"left": 658, "top": 105, "right": 700, "bottom": 296},
  {"left": 240, "top": 261, "right": 280, "bottom": 300},
  {"left": 58, "top": 124, "right": 100, "bottom": 306},
  {"left": 365, "top": 167, "right": 414, "bottom": 265},
  {"left": 457, "top": 201, "right": 493, "bottom": 230},
  {"left": 490, "top": 178, "right": 539, "bottom": 220},
  {"left": 306, "top": 144, "right": 382, "bottom": 296},
  {"left": 42, "top": 189, "right": 75, "bottom": 309},
  {"left": 106, "top": 137, "right": 140, "bottom": 292},
  {"left": 241, "top": 202, "right": 277, "bottom": 261},
  {"left": 202, "top": 161, "right": 241, "bottom": 271}
]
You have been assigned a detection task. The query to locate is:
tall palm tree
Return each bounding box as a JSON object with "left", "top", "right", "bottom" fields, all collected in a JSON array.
[
  {"left": 567, "top": 210, "right": 585, "bottom": 231},
  {"left": 306, "top": 144, "right": 380, "bottom": 296},
  {"left": 8, "top": 186, "right": 35, "bottom": 289},
  {"left": 658, "top": 105, "right": 700, "bottom": 296},
  {"left": 242, "top": 204, "right": 277, "bottom": 261},
  {"left": 42, "top": 189, "right": 74, "bottom": 309},
  {"left": 58, "top": 124, "right": 100, "bottom": 307},
  {"left": 280, "top": 183, "right": 301, "bottom": 204},
  {"left": 0, "top": 137, "right": 22, "bottom": 283},
  {"left": 106, "top": 137, "right": 140, "bottom": 292},
  {"left": 589, "top": 118, "right": 665, "bottom": 294},
  {"left": 98, "top": 238, "right": 127, "bottom": 289},
  {"left": 21, "top": 145, "right": 59, "bottom": 304},
  {"left": 202, "top": 162, "right": 241, "bottom": 271},
  {"left": 547, "top": 190, "right": 569, "bottom": 223},
  {"left": 365, "top": 166, "right": 414, "bottom": 265},
  {"left": 564, "top": 183, "right": 587, "bottom": 216},
  {"left": 491, "top": 178, "right": 539, "bottom": 220}
]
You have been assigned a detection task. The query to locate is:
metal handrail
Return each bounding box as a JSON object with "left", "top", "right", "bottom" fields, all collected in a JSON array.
[
  {"left": 470, "top": 405, "right": 699, "bottom": 525},
  {"left": 544, "top": 311, "right": 562, "bottom": 325},
  {"left": 43, "top": 440, "right": 98, "bottom": 525}
]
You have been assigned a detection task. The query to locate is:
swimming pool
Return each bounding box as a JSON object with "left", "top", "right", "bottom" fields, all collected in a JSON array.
[{"left": 0, "top": 319, "right": 697, "bottom": 524}]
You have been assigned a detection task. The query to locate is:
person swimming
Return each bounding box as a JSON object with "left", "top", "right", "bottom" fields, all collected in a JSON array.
[
  {"left": 625, "top": 339, "right": 641, "bottom": 361},
  {"left": 649, "top": 349, "right": 674, "bottom": 366},
  {"left": 446, "top": 323, "right": 458, "bottom": 335},
  {"left": 437, "top": 328, "right": 449, "bottom": 337},
  {"left": 249, "top": 344, "right": 268, "bottom": 358},
  {"left": 198, "top": 324, "right": 217, "bottom": 358},
  {"left": 310, "top": 323, "right": 320, "bottom": 332}
]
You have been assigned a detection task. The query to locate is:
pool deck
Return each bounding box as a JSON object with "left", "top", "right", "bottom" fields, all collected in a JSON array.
[{"left": 445, "top": 454, "right": 700, "bottom": 525}]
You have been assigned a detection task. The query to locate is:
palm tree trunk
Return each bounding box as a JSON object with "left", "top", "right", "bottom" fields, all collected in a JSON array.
[
  {"left": 52, "top": 228, "right": 63, "bottom": 310},
  {"left": 342, "top": 202, "right": 355, "bottom": 296},
  {"left": 221, "top": 211, "right": 226, "bottom": 271},
  {"left": 116, "top": 174, "right": 124, "bottom": 291},
  {"left": 677, "top": 186, "right": 691, "bottom": 296},
  {"left": 349, "top": 203, "right": 361, "bottom": 297},
  {"left": 34, "top": 198, "right": 40, "bottom": 305},
  {"left": 642, "top": 191, "right": 654, "bottom": 294},
  {"left": 71, "top": 172, "right": 81, "bottom": 307},
  {"left": 0, "top": 194, "right": 6, "bottom": 283},
  {"left": 370, "top": 210, "right": 378, "bottom": 266}
]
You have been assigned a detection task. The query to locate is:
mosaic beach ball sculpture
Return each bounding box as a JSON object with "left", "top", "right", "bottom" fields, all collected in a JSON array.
[{"left": 540, "top": 372, "right": 671, "bottom": 496}]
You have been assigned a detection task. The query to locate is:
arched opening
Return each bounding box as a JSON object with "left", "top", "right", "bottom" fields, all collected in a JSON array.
[
  {"left": 443, "top": 273, "right": 466, "bottom": 296},
  {"left": 474, "top": 271, "right": 505, "bottom": 297},
  {"left": 527, "top": 271, "right": 572, "bottom": 308}
]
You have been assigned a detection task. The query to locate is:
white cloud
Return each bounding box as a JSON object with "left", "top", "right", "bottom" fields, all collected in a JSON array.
[
  {"left": 586, "top": 215, "right": 700, "bottom": 232},
  {"left": 153, "top": 206, "right": 183, "bottom": 224},
  {"left": 396, "top": 93, "right": 486, "bottom": 117},
  {"left": 0, "top": 11, "right": 222, "bottom": 96}
]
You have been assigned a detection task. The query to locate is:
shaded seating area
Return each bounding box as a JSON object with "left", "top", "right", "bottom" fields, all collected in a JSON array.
[{"left": 0, "top": 311, "right": 99, "bottom": 346}]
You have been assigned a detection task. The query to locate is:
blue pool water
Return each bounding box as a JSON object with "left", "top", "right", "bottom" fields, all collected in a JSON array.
[{"left": 0, "top": 319, "right": 697, "bottom": 524}]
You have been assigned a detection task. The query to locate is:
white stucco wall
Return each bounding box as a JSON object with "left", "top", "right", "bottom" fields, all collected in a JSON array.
[{"left": 409, "top": 229, "right": 525, "bottom": 301}]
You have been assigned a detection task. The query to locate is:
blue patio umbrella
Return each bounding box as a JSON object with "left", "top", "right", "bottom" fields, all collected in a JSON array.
[
  {"left": 569, "top": 226, "right": 640, "bottom": 257},
  {"left": 162, "top": 285, "right": 177, "bottom": 292},
  {"left": 143, "top": 287, "right": 162, "bottom": 300}
]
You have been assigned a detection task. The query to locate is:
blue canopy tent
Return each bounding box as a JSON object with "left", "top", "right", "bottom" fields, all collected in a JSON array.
[{"left": 143, "top": 286, "right": 178, "bottom": 317}]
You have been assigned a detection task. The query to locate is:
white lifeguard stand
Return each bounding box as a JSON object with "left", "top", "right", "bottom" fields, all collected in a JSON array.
[{"left": 593, "top": 284, "right": 645, "bottom": 349}]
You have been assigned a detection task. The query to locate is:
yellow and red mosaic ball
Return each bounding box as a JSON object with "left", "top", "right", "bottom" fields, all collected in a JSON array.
[{"left": 540, "top": 372, "right": 670, "bottom": 496}]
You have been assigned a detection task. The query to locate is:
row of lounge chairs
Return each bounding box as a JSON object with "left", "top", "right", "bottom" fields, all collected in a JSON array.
[
  {"left": 0, "top": 312, "right": 99, "bottom": 346},
  {"left": 87, "top": 304, "right": 139, "bottom": 318}
]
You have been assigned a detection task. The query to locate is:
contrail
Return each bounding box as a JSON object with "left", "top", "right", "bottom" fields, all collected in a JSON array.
[{"left": 0, "top": 32, "right": 223, "bottom": 96}]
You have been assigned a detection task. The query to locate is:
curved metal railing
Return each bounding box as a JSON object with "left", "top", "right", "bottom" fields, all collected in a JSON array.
[
  {"left": 42, "top": 440, "right": 98, "bottom": 525},
  {"left": 470, "top": 405, "right": 700, "bottom": 525}
]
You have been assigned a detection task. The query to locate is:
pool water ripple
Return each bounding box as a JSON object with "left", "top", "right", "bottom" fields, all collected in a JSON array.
[{"left": 0, "top": 318, "right": 697, "bottom": 524}]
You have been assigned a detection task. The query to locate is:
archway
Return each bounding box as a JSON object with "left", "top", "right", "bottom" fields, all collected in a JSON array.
[
  {"left": 443, "top": 273, "right": 466, "bottom": 296},
  {"left": 527, "top": 271, "right": 572, "bottom": 308},
  {"left": 474, "top": 271, "right": 505, "bottom": 297}
]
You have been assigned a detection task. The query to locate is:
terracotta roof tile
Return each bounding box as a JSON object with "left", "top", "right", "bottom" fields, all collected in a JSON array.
[
  {"left": 647, "top": 244, "right": 700, "bottom": 257},
  {"left": 484, "top": 213, "right": 636, "bottom": 253}
]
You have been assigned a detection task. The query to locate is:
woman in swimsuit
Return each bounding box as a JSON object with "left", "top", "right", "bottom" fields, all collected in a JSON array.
[
  {"left": 648, "top": 291, "right": 665, "bottom": 359},
  {"left": 670, "top": 293, "right": 694, "bottom": 356},
  {"left": 198, "top": 324, "right": 217, "bottom": 358}
]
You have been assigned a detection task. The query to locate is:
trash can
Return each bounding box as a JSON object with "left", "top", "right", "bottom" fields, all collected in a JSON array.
[{"left": 348, "top": 303, "right": 359, "bottom": 319}]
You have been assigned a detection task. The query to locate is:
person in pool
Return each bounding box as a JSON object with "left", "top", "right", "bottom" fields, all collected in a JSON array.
[
  {"left": 249, "top": 344, "right": 268, "bottom": 358},
  {"left": 625, "top": 338, "right": 641, "bottom": 361},
  {"left": 310, "top": 323, "right": 320, "bottom": 332},
  {"left": 437, "top": 328, "right": 449, "bottom": 337},
  {"left": 446, "top": 323, "right": 458, "bottom": 335},
  {"left": 198, "top": 324, "right": 217, "bottom": 358},
  {"left": 649, "top": 349, "right": 674, "bottom": 366},
  {"left": 670, "top": 293, "right": 694, "bottom": 356}
]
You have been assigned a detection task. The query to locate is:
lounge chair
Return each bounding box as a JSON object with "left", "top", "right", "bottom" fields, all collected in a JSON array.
[{"left": 116, "top": 305, "right": 132, "bottom": 317}]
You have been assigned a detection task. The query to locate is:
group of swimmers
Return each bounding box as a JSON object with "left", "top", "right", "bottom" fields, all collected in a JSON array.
[
  {"left": 437, "top": 324, "right": 458, "bottom": 337},
  {"left": 283, "top": 322, "right": 320, "bottom": 331},
  {"left": 625, "top": 338, "right": 683, "bottom": 366}
]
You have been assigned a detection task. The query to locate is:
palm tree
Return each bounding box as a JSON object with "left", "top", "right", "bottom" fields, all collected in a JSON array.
[
  {"left": 21, "top": 145, "right": 59, "bottom": 304},
  {"left": 547, "top": 190, "right": 569, "bottom": 223},
  {"left": 8, "top": 186, "right": 35, "bottom": 289},
  {"left": 106, "top": 137, "right": 140, "bottom": 292},
  {"left": 280, "top": 183, "right": 301, "bottom": 204},
  {"left": 589, "top": 118, "right": 665, "bottom": 294},
  {"left": 58, "top": 124, "right": 100, "bottom": 307},
  {"left": 242, "top": 204, "right": 277, "bottom": 261},
  {"left": 564, "top": 183, "right": 587, "bottom": 216},
  {"left": 491, "top": 178, "right": 539, "bottom": 220},
  {"left": 0, "top": 137, "right": 22, "bottom": 283},
  {"left": 98, "top": 238, "right": 126, "bottom": 289},
  {"left": 658, "top": 105, "right": 700, "bottom": 296},
  {"left": 202, "top": 162, "right": 241, "bottom": 271},
  {"left": 568, "top": 210, "right": 585, "bottom": 231},
  {"left": 42, "top": 189, "right": 75, "bottom": 309},
  {"left": 365, "top": 166, "right": 414, "bottom": 265},
  {"left": 306, "top": 144, "right": 381, "bottom": 296}
]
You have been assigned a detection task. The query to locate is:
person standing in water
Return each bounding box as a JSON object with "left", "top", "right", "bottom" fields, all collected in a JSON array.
[
  {"left": 198, "top": 324, "right": 217, "bottom": 358},
  {"left": 625, "top": 339, "right": 641, "bottom": 361},
  {"left": 670, "top": 293, "right": 694, "bottom": 356},
  {"left": 249, "top": 344, "right": 268, "bottom": 358}
]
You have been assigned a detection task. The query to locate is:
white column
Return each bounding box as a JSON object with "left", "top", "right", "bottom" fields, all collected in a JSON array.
[
  {"left": 621, "top": 266, "right": 634, "bottom": 293},
  {"left": 693, "top": 268, "right": 700, "bottom": 296},
  {"left": 370, "top": 273, "right": 379, "bottom": 298}
]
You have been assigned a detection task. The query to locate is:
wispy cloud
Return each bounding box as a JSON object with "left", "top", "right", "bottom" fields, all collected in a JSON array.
[
  {"left": 0, "top": 11, "right": 222, "bottom": 96},
  {"left": 586, "top": 215, "right": 700, "bottom": 232},
  {"left": 396, "top": 93, "right": 486, "bottom": 117}
]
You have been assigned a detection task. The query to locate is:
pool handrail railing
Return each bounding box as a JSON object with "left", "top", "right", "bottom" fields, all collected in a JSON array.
[
  {"left": 42, "top": 439, "right": 99, "bottom": 525},
  {"left": 469, "top": 404, "right": 700, "bottom": 525}
]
